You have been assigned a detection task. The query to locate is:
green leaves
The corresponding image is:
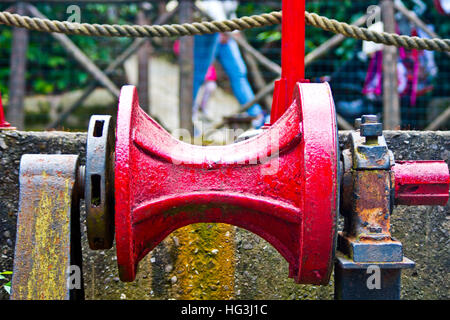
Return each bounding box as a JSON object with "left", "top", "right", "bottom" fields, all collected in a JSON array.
[
  {"left": 33, "top": 79, "right": 54, "bottom": 94},
  {"left": 0, "top": 3, "right": 138, "bottom": 97},
  {"left": 257, "top": 31, "right": 281, "bottom": 42},
  {"left": 0, "top": 271, "right": 12, "bottom": 295},
  {"left": 0, "top": 271, "right": 12, "bottom": 278},
  {"left": 3, "top": 282, "right": 11, "bottom": 295}
]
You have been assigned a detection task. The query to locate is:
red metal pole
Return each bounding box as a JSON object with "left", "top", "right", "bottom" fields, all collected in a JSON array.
[
  {"left": 0, "top": 91, "right": 15, "bottom": 129},
  {"left": 282, "top": 0, "right": 305, "bottom": 100},
  {"left": 270, "top": 0, "right": 305, "bottom": 124}
]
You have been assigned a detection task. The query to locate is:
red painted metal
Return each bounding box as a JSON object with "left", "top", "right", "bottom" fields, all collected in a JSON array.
[
  {"left": 392, "top": 160, "right": 450, "bottom": 206},
  {"left": 270, "top": 0, "right": 306, "bottom": 124},
  {"left": 115, "top": 82, "right": 339, "bottom": 284},
  {"left": 281, "top": 0, "right": 305, "bottom": 104},
  {"left": 0, "top": 91, "right": 14, "bottom": 129}
]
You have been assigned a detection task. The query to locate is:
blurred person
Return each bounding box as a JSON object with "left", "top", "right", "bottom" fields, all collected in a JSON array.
[
  {"left": 193, "top": 65, "right": 218, "bottom": 122},
  {"left": 174, "top": 40, "right": 218, "bottom": 123},
  {"left": 194, "top": 0, "right": 266, "bottom": 129},
  {"left": 360, "top": 2, "right": 438, "bottom": 128}
]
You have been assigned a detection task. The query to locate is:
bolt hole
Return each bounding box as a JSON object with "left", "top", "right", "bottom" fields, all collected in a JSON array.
[
  {"left": 93, "top": 120, "right": 104, "bottom": 137},
  {"left": 91, "top": 174, "right": 101, "bottom": 206}
]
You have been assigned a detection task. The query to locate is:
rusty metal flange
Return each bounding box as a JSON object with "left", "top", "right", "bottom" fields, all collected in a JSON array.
[{"left": 85, "top": 115, "right": 115, "bottom": 250}]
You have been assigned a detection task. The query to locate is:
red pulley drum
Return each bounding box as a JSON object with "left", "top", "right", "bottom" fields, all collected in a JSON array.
[{"left": 114, "top": 82, "right": 339, "bottom": 284}]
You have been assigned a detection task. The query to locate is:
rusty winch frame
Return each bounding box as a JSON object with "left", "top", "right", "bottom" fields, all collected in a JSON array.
[{"left": 10, "top": 0, "right": 450, "bottom": 300}]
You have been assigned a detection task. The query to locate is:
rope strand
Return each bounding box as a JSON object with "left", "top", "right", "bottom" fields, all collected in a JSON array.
[{"left": 0, "top": 10, "right": 449, "bottom": 52}]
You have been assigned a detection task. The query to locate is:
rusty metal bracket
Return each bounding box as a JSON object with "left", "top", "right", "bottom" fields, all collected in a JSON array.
[
  {"left": 337, "top": 114, "right": 409, "bottom": 299},
  {"left": 336, "top": 114, "right": 449, "bottom": 300},
  {"left": 11, "top": 154, "right": 84, "bottom": 300}
]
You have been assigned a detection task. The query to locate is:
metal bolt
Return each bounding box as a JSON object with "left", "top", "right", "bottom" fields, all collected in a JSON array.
[
  {"left": 361, "top": 115, "right": 378, "bottom": 124},
  {"left": 368, "top": 226, "right": 382, "bottom": 233},
  {"left": 360, "top": 114, "right": 382, "bottom": 144}
]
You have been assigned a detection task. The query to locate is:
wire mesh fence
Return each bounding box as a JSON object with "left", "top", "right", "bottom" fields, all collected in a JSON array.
[
  {"left": 241, "top": 0, "right": 450, "bottom": 129},
  {"left": 0, "top": 0, "right": 448, "bottom": 130}
]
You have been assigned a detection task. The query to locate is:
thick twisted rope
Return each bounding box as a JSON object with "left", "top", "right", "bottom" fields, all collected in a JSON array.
[{"left": 0, "top": 10, "right": 449, "bottom": 52}]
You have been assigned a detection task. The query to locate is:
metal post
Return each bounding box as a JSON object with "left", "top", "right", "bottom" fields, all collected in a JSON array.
[
  {"left": 8, "top": 2, "right": 28, "bottom": 129},
  {"left": 381, "top": 0, "right": 401, "bottom": 129},
  {"left": 178, "top": 0, "right": 194, "bottom": 136}
]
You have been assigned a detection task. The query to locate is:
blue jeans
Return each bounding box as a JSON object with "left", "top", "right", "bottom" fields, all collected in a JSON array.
[{"left": 193, "top": 34, "right": 263, "bottom": 118}]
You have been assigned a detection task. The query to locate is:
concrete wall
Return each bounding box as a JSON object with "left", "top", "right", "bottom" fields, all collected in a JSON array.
[{"left": 0, "top": 130, "right": 449, "bottom": 300}]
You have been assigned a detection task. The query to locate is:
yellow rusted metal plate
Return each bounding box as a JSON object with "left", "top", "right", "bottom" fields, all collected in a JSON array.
[{"left": 11, "top": 154, "right": 82, "bottom": 300}]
